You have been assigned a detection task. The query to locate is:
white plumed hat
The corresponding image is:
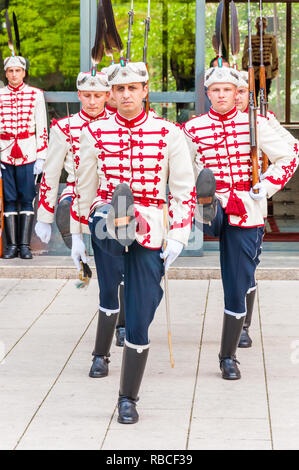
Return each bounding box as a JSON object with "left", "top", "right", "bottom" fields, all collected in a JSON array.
[
  {"left": 107, "top": 62, "right": 149, "bottom": 86},
  {"left": 76, "top": 70, "right": 111, "bottom": 92},
  {"left": 204, "top": 67, "right": 240, "bottom": 88},
  {"left": 4, "top": 55, "right": 26, "bottom": 70}
]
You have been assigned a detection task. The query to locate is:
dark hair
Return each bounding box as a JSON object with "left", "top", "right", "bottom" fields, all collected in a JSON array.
[{"left": 209, "top": 56, "right": 230, "bottom": 68}]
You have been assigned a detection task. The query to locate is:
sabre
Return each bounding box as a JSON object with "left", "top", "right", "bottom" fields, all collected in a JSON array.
[
  {"left": 163, "top": 204, "right": 174, "bottom": 369},
  {"left": 66, "top": 103, "right": 92, "bottom": 288}
]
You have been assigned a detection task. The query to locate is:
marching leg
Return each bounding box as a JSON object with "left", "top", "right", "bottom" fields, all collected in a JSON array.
[
  {"left": 238, "top": 286, "right": 256, "bottom": 348},
  {"left": 89, "top": 212, "right": 124, "bottom": 377},
  {"left": 19, "top": 212, "right": 34, "bottom": 259},
  {"left": 3, "top": 212, "right": 18, "bottom": 259},
  {"left": 118, "top": 342, "right": 149, "bottom": 424},
  {"left": 115, "top": 282, "right": 125, "bottom": 347},
  {"left": 89, "top": 309, "right": 119, "bottom": 378},
  {"left": 219, "top": 313, "right": 246, "bottom": 380}
]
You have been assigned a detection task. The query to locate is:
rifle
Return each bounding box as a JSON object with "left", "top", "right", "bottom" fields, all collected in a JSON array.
[
  {"left": 126, "top": 1, "right": 134, "bottom": 62},
  {"left": 259, "top": 0, "right": 269, "bottom": 173},
  {"left": 247, "top": 0, "right": 259, "bottom": 192},
  {"left": 143, "top": 0, "right": 150, "bottom": 115}
]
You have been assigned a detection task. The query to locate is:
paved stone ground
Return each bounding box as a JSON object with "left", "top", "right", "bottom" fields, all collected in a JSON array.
[{"left": 0, "top": 278, "right": 298, "bottom": 450}]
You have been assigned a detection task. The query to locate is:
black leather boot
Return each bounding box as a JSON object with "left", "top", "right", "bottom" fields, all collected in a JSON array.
[
  {"left": 56, "top": 198, "right": 72, "bottom": 249},
  {"left": 118, "top": 344, "right": 149, "bottom": 424},
  {"left": 195, "top": 168, "right": 217, "bottom": 223},
  {"left": 19, "top": 212, "right": 34, "bottom": 259},
  {"left": 106, "top": 183, "right": 136, "bottom": 246},
  {"left": 3, "top": 213, "right": 18, "bottom": 259},
  {"left": 238, "top": 288, "right": 256, "bottom": 348},
  {"left": 219, "top": 313, "right": 245, "bottom": 380},
  {"left": 115, "top": 283, "right": 125, "bottom": 347},
  {"left": 89, "top": 309, "right": 119, "bottom": 378}
]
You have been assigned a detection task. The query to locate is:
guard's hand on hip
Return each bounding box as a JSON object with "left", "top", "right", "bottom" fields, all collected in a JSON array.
[
  {"left": 160, "top": 238, "right": 183, "bottom": 271},
  {"left": 71, "top": 234, "right": 87, "bottom": 271},
  {"left": 33, "top": 158, "right": 44, "bottom": 175},
  {"left": 249, "top": 182, "right": 267, "bottom": 201},
  {"left": 35, "top": 221, "right": 51, "bottom": 244}
]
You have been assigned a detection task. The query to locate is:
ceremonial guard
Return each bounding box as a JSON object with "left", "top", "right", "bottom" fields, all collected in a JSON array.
[
  {"left": 35, "top": 70, "right": 111, "bottom": 248},
  {"left": 35, "top": 69, "right": 126, "bottom": 360},
  {"left": 184, "top": 66, "right": 298, "bottom": 380},
  {"left": 71, "top": 61, "right": 195, "bottom": 423},
  {"left": 242, "top": 17, "right": 279, "bottom": 100},
  {"left": 235, "top": 69, "right": 299, "bottom": 348},
  {"left": 0, "top": 55, "right": 48, "bottom": 259}
]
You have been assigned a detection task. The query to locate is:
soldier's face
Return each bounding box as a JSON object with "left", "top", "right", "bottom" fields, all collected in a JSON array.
[
  {"left": 78, "top": 91, "right": 110, "bottom": 117},
  {"left": 207, "top": 83, "right": 237, "bottom": 114},
  {"left": 111, "top": 83, "right": 148, "bottom": 118},
  {"left": 235, "top": 87, "right": 249, "bottom": 112},
  {"left": 6, "top": 67, "right": 26, "bottom": 87}
]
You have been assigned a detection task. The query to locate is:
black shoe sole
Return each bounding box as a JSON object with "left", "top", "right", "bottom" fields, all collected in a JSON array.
[
  {"left": 238, "top": 342, "right": 252, "bottom": 349},
  {"left": 89, "top": 371, "right": 108, "bottom": 378},
  {"left": 117, "top": 416, "right": 139, "bottom": 424}
]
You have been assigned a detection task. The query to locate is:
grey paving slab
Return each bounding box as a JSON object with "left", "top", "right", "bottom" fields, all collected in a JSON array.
[
  {"left": 187, "top": 280, "right": 271, "bottom": 450},
  {"left": 2, "top": 252, "right": 299, "bottom": 280},
  {"left": 16, "top": 281, "right": 207, "bottom": 450},
  {"left": 0, "top": 280, "right": 99, "bottom": 450},
  {"left": 0, "top": 279, "right": 66, "bottom": 361},
  {"left": 0, "top": 279, "right": 21, "bottom": 302},
  {"left": 0, "top": 278, "right": 298, "bottom": 450},
  {"left": 16, "top": 315, "right": 121, "bottom": 450},
  {"left": 258, "top": 281, "right": 299, "bottom": 450}
]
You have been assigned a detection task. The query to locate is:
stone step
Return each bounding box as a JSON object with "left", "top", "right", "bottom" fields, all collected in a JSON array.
[{"left": 1, "top": 253, "right": 299, "bottom": 280}]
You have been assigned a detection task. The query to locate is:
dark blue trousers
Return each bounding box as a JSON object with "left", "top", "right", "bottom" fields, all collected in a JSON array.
[
  {"left": 89, "top": 207, "right": 164, "bottom": 346},
  {"left": 2, "top": 162, "right": 36, "bottom": 212},
  {"left": 204, "top": 202, "right": 264, "bottom": 316}
]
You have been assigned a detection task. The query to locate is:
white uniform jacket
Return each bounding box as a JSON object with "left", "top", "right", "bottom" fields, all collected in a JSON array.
[
  {"left": 0, "top": 83, "right": 48, "bottom": 165},
  {"left": 37, "top": 108, "right": 107, "bottom": 231},
  {"left": 267, "top": 111, "right": 299, "bottom": 149},
  {"left": 184, "top": 106, "right": 298, "bottom": 228},
  {"left": 73, "top": 108, "right": 196, "bottom": 248}
]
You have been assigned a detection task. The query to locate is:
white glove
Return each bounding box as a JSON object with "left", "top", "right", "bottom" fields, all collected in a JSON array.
[
  {"left": 160, "top": 238, "right": 184, "bottom": 271},
  {"left": 35, "top": 221, "right": 52, "bottom": 244},
  {"left": 33, "top": 158, "right": 44, "bottom": 175},
  {"left": 249, "top": 182, "right": 267, "bottom": 201},
  {"left": 71, "top": 234, "right": 87, "bottom": 271}
]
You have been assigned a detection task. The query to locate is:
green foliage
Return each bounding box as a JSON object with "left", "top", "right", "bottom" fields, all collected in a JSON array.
[{"left": 0, "top": 0, "right": 80, "bottom": 89}]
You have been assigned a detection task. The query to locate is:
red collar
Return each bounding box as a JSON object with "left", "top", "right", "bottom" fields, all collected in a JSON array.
[
  {"left": 244, "top": 106, "right": 249, "bottom": 113},
  {"left": 79, "top": 108, "right": 106, "bottom": 122},
  {"left": 7, "top": 82, "right": 26, "bottom": 92},
  {"left": 208, "top": 106, "right": 238, "bottom": 122},
  {"left": 105, "top": 103, "right": 117, "bottom": 114},
  {"left": 115, "top": 109, "right": 147, "bottom": 128}
]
